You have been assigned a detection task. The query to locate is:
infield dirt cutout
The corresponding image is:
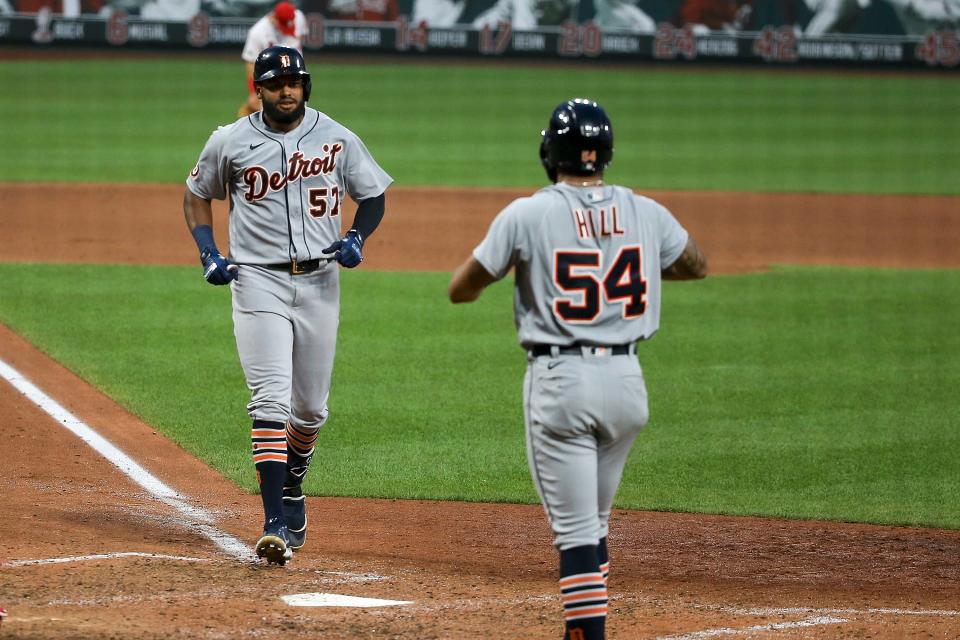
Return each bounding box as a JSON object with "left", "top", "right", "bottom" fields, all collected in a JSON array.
[{"left": 1, "top": 183, "right": 959, "bottom": 639}]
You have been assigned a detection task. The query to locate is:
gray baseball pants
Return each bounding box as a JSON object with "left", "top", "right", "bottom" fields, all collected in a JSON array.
[
  {"left": 524, "top": 348, "right": 649, "bottom": 550},
  {"left": 231, "top": 263, "right": 339, "bottom": 430}
]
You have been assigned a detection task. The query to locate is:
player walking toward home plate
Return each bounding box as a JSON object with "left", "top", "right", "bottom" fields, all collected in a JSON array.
[
  {"left": 449, "top": 98, "right": 707, "bottom": 639},
  {"left": 183, "top": 45, "right": 392, "bottom": 565}
]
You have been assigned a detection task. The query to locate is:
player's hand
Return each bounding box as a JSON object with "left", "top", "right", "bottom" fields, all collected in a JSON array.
[
  {"left": 322, "top": 229, "right": 363, "bottom": 268},
  {"left": 200, "top": 248, "right": 238, "bottom": 285}
]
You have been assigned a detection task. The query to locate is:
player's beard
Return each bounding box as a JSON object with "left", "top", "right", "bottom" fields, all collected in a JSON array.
[{"left": 262, "top": 97, "right": 305, "bottom": 127}]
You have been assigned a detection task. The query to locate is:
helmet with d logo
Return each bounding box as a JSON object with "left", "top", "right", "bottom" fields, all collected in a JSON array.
[
  {"left": 539, "top": 98, "right": 613, "bottom": 183},
  {"left": 254, "top": 45, "right": 312, "bottom": 102}
]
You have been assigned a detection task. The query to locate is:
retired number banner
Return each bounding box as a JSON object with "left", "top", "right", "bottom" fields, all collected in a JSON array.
[{"left": 1, "top": 0, "right": 958, "bottom": 68}]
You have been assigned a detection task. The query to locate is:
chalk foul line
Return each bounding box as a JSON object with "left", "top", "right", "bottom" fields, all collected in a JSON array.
[
  {"left": 662, "top": 603, "right": 960, "bottom": 639},
  {"left": 0, "top": 358, "right": 253, "bottom": 562},
  {"left": 4, "top": 552, "right": 209, "bottom": 567},
  {"left": 729, "top": 605, "right": 960, "bottom": 618},
  {"left": 657, "top": 616, "right": 848, "bottom": 640},
  {"left": 281, "top": 593, "right": 413, "bottom": 608}
]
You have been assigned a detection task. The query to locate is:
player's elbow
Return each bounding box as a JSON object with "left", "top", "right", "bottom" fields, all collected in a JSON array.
[
  {"left": 662, "top": 257, "right": 708, "bottom": 281},
  {"left": 449, "top": 258, "right": 492, "bottom": 303},
  {"left": 448, "top": 282, "right": 479, "bottom": 303},
  {"left": 691, "top": 255, "right": 708, "bottom": 279},
  {"left": 665, "top": 238, "right": 708, "bottom": 280}
]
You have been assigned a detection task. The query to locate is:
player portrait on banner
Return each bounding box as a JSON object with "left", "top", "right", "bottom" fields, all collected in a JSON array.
[
  {"left": 411, "top": 0, "right": 465, "bottom": 26},
  {"left": 412, "top": 0, "right": 579, "bottom": 28},
  {"left": 591, "top": 0, "right": 655, "bottom": 31},
  {"left": 92, "top": 0, "right": 199, "bottom": 19},
  {"left": 674, "top": 0, "right": 752, "bottom": 34},
  {"left": 801, "top": 0, "right": 960, "bottom": 36},
  {"left": 320, "top": 0, "right": 399, "bottom": 21},
  {"left": 801, "top": 0, "right": 867, "bottom": 35},
  {"left": 11, "top": 0, "right": 103, "bottom": 16},
  {"left": 872, "top": 0, "right": 960, "bottom": 35},
  {"left": 470, "top": 0, "right": 577, "bottom": 29}
]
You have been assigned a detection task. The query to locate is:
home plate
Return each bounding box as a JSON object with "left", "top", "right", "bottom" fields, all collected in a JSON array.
[{"left": 281, "top": 593, "right": 413, "bottom": 608}]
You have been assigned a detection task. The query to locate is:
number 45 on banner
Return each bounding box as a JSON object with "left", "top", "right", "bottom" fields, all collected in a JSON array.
[{"left": 916, "top": 31, "right": 960, "bottom": 67}]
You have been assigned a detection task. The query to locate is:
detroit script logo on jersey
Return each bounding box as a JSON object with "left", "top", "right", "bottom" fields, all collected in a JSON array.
[{"left": 243, "top": 143, "right": 343, "bottom": 203}]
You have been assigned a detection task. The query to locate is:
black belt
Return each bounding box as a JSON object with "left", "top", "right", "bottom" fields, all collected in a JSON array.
[
  {"left": 530, "top": 343, "right": 633, "bottom": 357},
  {"left": 263, "top": 258, "right": 327, "bottom": 275}
]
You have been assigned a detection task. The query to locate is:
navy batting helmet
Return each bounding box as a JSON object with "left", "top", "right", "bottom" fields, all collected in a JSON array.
[
  {"left": 540, "top": 98, "right": 613, "bottom": 183},
  {"left": 254, "top": 45, "right": 312, "bottom": 102}
]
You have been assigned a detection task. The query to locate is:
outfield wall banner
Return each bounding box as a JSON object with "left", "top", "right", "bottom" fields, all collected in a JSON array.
[{"left": 0, "top": 0, "right": 958, "bottom": 67}]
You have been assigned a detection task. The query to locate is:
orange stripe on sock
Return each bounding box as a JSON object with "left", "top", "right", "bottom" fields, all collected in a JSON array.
[
  {"left": 285, "top": 429, "right": 314, "bottom": 449},
  {"left": 251, "top": 429, "right": 286, "bottom": 438},
  {"left": 253, "top": 453, "right": 287, "bottom": 463},
  {"left": 287, "top": 424, "right": 318, "bottom": 441},
  {"left": 285, "top": 442, "right": 313, "bottom": 457},
  {"left": 562, "top": 589, "right": 607, "bottom": 604},
  {"left": 563, "top": 606, "right": 608, "bottom": 620},
  {"left": 559, "top": 573, "right": 604, "bottom": 588},
  {"left": 287, "top": 421, "right": 320, "bottom": 436}
]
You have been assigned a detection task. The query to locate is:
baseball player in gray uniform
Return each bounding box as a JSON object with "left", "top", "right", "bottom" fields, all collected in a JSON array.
[
  {"left": 448, "top": 99, "right": 707, "bottom": 639},
  {"left": 182, "top": 45, "right": 392, "bottom": 565}
]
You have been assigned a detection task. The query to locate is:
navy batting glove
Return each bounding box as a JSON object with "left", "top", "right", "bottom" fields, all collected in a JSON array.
[
  {"left": 322, "top": 229, "right": 364, "bottom": 268},
  {"left": 200, "top": 247, "right": 238, "bottom": 285}
]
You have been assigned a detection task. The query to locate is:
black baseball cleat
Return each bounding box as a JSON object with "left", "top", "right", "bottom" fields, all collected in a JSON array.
[
  {"left": 282, "top": 486, "right": 307, "bottom": 551},
  {"left": 256, "top": 516, "right": 293, "bottom": 565}
]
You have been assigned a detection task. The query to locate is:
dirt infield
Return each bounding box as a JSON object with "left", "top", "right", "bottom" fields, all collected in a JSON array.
[
  {"left": 1, "top": 183, "right": 959, "bottom": 639},
  {"left": 3, "top": 183, "right": 960, "bottom": 272}
]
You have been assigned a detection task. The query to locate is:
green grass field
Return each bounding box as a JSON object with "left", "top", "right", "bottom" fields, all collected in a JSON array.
[
  {"left": 0, "top": 264, "right": 957, "bottom": 528},
  {"left": 0, "top": 58, "right": 958, "bottom": 193},
  {"left": 1, "top": 58, "right": 958, "bottom": 529}
]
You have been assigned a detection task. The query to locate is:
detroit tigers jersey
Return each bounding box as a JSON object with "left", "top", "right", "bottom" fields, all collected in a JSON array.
[
  {"left": 241, "top": 11, "right": 308, "bottom": 62},
  {"left": 473, "top": 182, "right": 688, "bottom": 347},
  {"left": 187, "top": 107, "right": 392, "bottom": 265}
]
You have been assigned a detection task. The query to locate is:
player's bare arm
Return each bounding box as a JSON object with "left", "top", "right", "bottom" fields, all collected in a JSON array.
[
  {"left": 183, "top": 188, "right": 236, "bottom": 285},
  {"left": 448, "top": 256, "right": 497, "bottom": 303},
  {"left": 662, "top": 236, "right": 708, "bottom": 281},
  {"left": 182, "top": 188, "right": 214, "bottom": 231}
]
